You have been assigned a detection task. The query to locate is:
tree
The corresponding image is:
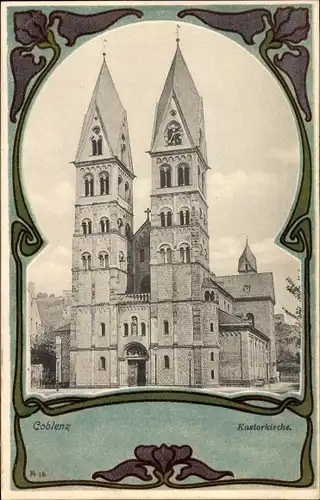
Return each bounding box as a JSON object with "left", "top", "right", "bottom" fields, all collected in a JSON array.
[
  {"left": 31, "top": 333, "right": 56, "bottom": 387},
  {"left": 37, "top": 292, "right": 48, "bottom": 298},
  {"left": 282, "top": 273, "right": 301, "bottom": 348}
]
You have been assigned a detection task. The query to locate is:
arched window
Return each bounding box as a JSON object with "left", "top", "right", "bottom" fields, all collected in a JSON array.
[
  {"left": 178, "top": 166, "right": 183, "bottom": 186},
  {"left": 159, "top": 245, "right": 172, "bottom": 264},
  {"left": 124, "top": 182, "right": 130, "bottom": 201},
  {"left": 186, "top": 247, "right": 190, "bottom": 263},
  {"left": 91, "top": 127, "right": 103, "bottom": 156},
  {"left": 164, "top": 320, "right": 169, "bottom": 335},
  {"left": 99, "top": 173, "right": 109, "bottom": 195},
  {"left": 164, "top": 355, "right": 170, "bottom": 369},
  {"left": 123, "top": 323, "right": 129, "bottom": 337},
  {"left": 210, "top": 323, "right": 214, "bottom": 332},
  {"left": 205, "top": 291, "right": 210, "bottom": 302},
  {"left": 141, "top": 322, "right": 146, "bottom": 336},
  {"left": 210, "top": 291, "right": 215, "bottom": 302},
  {"left": 160, "top": 210, "right": 172, "bottom": 227},
  {"left": 247, "top": 313, "right": 255, "bottom": 326},
  {"left": 178, "top": 164, "right": 190, "bottom": 186},
  {"left": 92, "top": 139, "right": 97, "bottom": 156},
  {"left": 81, "top": 219, "right": 92, "bottom": 235},
  {"left": 160, "top": 166, "right": 171, "bottom": 188},
  {"left": 101, "top": 322, "right": 106, "bottom": 337},
  {"left": 160, "top": 212, "right": 166, "bottom": 227},
  {"left": 140, "top": 249, "right": 145, "bottom": 262},
  {"left": 179, "top": 210, "right": 184, "bottom": 225},
  {"left": 211, "top": 369, "right": 215, "bottom": 379},
  {"left": 84, "top": 174, "right": 94, "bottom": 197},
  {"left": 160, "top": 169, "right": 165, "bottom": 188},
  {"left": 179, "top": 209, "right": 190, "bottom": 225},
  {"left": 179, "top": 244, "right": 191, "bottom": 263},
  {"left": 180, "top": 247, "right": 184, "bottom": 262},
  {"left": 210, "top": 352, "right": 214, "bottom": 361},
  {"left": 97, "top": 137, "right": 102, "bottom": 155},
  {"left": 118, "top": 218, "right": 123, "bottom": 232},
  {"left": 99, "top": 252, "right": 109, "bottom": 269},
  {"left": 99, "top": 357, "right": 106, "bottom": 370},
  {"left": 166, "top": 248, "right": 172, "bottom": 263},
  {"left": 131, "top": 316, "right": 138, "bottom": 336},
  {"left": 159, "top": 248, "right": 166, "bottom": 264},
  {"left": 100, "top": 217, "right": 110, "bottom": 233},
  {"left": 81, "top": 252, "right": 91, "bottom": 270}
]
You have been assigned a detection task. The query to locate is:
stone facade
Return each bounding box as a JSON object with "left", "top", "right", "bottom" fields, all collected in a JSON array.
[{"left": 69, "top": 45, "right": 276, "bottom": 389}]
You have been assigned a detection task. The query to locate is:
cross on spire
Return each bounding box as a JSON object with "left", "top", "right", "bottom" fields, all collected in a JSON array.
[
  {"left": 102, "top": 39, "right": 107, "bottom": 58},
  {"left": 176, "top": 24, "right": 180, "bottom": 44},
  {"left": 144, "top": 208, "right": 151, "bottom": 221}
]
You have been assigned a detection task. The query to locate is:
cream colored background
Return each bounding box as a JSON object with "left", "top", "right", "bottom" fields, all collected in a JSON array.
[{"left": 1, "top": 1, "right": 319, "bottom": 499}]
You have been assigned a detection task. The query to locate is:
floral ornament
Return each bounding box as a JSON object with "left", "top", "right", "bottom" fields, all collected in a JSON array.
[
  {"left": 10, "top": 8, "right": 143, "bottom": 123},
  {"left": 92, "top": 444, "right": 234, "bottom": 486},
  {"left": 178, "top": 7, "right": 312, "bottom": 122},
  {"left": 271, "top": 7, "right": 310, "bottom": 44},
  {"left": 48, "top": 9, "right": 143, "bottom": 47}
]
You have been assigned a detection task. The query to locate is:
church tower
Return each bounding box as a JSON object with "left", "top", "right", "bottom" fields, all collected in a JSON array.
[
  {"left": 70, "top": 54, "right": 134, "bottom": 387},
  {"left": 148, "top": 38, "right": 219, "bottom": 387}
]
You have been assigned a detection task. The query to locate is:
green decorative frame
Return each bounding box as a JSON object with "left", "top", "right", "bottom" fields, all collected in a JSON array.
[{"left": 9, "top": 3, "right": 315, "bottom": 490}]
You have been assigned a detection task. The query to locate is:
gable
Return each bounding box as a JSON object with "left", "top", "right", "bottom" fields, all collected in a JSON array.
[
  {"left": 76, "top": 107, "right": 113, "bottom": 163},
  {"left": 152, "top": 94, "right": 193, "bottom": 152}
]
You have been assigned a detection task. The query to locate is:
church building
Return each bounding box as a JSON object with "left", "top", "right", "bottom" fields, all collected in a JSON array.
[{"left": 69, "top": 40, "right": 277, "bottom": 388}]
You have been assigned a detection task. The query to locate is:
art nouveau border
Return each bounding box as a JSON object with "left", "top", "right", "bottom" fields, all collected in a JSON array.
[{"left": 7, "top": 3, "right": 316, "bottom": 490}]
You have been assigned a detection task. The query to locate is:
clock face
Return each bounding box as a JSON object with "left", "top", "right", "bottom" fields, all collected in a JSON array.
[{"left": 164, "top": 121, "right": 183, "bottom": 146}]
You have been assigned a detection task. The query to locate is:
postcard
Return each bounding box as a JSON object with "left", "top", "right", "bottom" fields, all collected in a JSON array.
[{"left": 1, "top": 1, "right": 319, "bottom": 498}]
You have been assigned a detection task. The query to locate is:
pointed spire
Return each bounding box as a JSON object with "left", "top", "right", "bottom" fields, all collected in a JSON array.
[
  {"left": 238, "top": 238, "right": 257, "bottom": 274},
  {"left": 75, "top": 54, "right": 133, "bottom": 170},
  {"left": 151, "top": 42, "right": 203, "bottom": 148}
]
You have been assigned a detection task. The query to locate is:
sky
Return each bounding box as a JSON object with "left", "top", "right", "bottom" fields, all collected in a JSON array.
[{"left": 24, "top": 21, "right": 301, "bottom": 317}]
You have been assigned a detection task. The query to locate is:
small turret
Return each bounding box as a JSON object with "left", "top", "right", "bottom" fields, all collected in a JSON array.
[{"left": 238, "top": 238, "right": 257, "bottom": 274}]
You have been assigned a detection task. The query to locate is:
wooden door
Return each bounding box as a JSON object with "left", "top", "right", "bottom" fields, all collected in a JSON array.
[{"left": 128, "top": 361, "right": 138, "bottom": 386}]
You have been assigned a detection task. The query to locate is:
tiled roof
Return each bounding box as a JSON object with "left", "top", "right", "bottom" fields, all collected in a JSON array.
[
  {"left": 218, "top": 309, "right": 245, "bottom": 325},
  {"left": 133, "top": 218, "right": 151, "bottom": 240},
  {"left": 215, "top": 272, "right": 275, "bottom": 303},
  {"left": 202, "top": 277, "right": 216, "bottom": 288},
  {"left": 218, "top": 310, "right": 270, "bottom": 342}
]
